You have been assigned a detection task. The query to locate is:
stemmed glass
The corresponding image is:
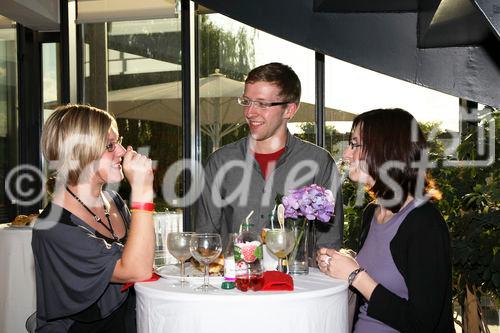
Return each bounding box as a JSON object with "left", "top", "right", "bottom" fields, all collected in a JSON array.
[
  {"left": 189, "top": 233, "right": 222, "bottom": 292},
  {"left": 166, "top": 232, "right": 194, "bottom": 287},
  {"left": 265, "top": 229, "right": 295, "bottom": 273},
  {"left": 336, "top": 158, "right": 351, "bottom": 183}
]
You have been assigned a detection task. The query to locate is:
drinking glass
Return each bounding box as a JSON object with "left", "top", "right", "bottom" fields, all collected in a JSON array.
[
  {"left": 189, "top": 233, "right": 222, "bottom": 292},
  {"left": 265, "top": 229, "right": 295, "bottom": 273},
  {"left": 153, "top": 213, "right": 168, "bottom": 270},
  {"left": 154, "top": 249, "right": 167, "bottom": 270},
  {"left": 336, "top": 158, "right": 351, "bottom": 183},
  {"left": 167, "top": 232, "right": 194, "bottom": 287}
]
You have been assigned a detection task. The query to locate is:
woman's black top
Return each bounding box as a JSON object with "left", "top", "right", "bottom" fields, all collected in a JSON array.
[
  {"left": 353, "top": 201, "right": 455, "bottom": 332},
  {"left": 32, "top": 191, "right": 136, "bottom": 333}
]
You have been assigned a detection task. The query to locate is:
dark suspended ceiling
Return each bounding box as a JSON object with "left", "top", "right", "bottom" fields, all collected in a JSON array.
[{"left": 195, "top": 0, "right": 500, "bottom": 108}]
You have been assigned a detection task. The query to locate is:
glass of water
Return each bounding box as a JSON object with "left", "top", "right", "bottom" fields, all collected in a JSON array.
[{"left": 167, "top": 232, "right": 194, "bottom": 287}]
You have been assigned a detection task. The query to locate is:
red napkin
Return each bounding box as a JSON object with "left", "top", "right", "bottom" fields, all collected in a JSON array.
[
  {"left": 260, "top": 271, "right": 294, "bottom": 291},
  {"left": 120, "top": 273, "right": 160, "bottom": 292}
]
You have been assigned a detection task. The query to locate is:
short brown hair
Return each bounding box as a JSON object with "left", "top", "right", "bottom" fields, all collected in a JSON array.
[
  {"left": 351, "top": 108, "right": 441, "bottom": 212},
  {"left": 245, "top": 62, "right": 301, "bottom": 104},
  {"left": 41, "top": 104, "right": 117, "bottom": 187}
]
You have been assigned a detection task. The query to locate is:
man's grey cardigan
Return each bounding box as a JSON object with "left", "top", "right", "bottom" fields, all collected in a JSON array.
[{"left": 196, "top": 132, "right": 343, "bottom": 250}]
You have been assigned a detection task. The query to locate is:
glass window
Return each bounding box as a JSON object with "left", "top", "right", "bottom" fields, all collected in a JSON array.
[
  {"left": 0, "top": 21, "right": 17, "bottom": 222},
  {"left": 41, "top": 43, "right": 60, "bottom": 207},
  {"left": 82, "top": 18, "right": 183, "bottom": 212},
  {"left": 198, "top": 13, "right": 316, "bottom": 161},
  {"left": 42, "top": 43, "right": 60, "bottom": 121},
  {"left": 325, "top": 56, "right": 459, "bottom": 160}
]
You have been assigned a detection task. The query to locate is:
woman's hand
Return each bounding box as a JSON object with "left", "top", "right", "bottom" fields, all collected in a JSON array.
[
  {"left": 317, "top": 248, "right": 360, "bottom": 281},
  {"left": 112, "top": 146, "right": 155, "bottom": 283},
  {"left": 317, "top": 248, "right": 378, "bottom": 300},
  {"left": 122, "top": 146, "right": 154, "bottom": 202}
]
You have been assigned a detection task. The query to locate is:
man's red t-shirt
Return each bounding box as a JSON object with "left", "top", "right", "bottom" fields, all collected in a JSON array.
[{"left": 253, "top": 147, "right": 286, "bottom": 180}]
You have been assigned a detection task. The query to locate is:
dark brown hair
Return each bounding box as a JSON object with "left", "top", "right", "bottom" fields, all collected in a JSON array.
[
  {"left": 245, "top": 62, "right": 301, "bottom": 104},
  {"left": 351, "top": 108, "right": 441, "bottom": 212}
]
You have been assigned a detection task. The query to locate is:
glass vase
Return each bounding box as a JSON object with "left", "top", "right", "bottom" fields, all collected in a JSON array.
[{"left": 288, "top": 218, "right": 309, "bottom": 275}]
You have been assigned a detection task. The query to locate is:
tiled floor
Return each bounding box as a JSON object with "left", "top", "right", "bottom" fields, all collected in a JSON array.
[{"left": 453, "top": 312, "right": 499, "bottom": 333}]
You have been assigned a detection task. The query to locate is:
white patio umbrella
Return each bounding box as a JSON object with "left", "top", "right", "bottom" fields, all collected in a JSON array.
[{"left": 108, "top": 70, "right": 356, "bottom": 150}]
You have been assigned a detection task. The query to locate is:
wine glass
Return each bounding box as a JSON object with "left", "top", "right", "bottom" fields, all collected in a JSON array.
[
  {"left": 189, "top": 233, "right": 222, "bottom": 292},
  {"left": 167, "top": 232, "right": 194, "bottom": 287},
  {"left": 336, "top": 158, "right": 351, "bottom": 183},
  {"left": 265, "top": 229, "right": 295, "bottom": 273}
]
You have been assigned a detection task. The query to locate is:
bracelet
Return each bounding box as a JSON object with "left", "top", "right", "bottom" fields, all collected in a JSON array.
[
  {"left": 131, "top": 202, "right": 155, "bottom": 212},
  {"left": 130, "top": 209, "right": 154, "bottom": 214},
  {"left": 348, "top": 267, "right": 365, "bottom": 286}
]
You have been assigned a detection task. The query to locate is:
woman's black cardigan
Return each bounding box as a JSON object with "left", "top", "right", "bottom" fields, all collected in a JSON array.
[{"left": 352, "top": 201, "right": 455, "bottom": 332}]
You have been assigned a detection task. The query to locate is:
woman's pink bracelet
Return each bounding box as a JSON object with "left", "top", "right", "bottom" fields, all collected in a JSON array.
[{"left": 131, "top": 202, "right": 155, "bottom": 212}]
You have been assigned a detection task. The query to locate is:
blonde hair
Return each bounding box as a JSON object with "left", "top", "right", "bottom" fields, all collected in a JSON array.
[{"left": 41, "top": 104, "right": 118, "bottom": 188}]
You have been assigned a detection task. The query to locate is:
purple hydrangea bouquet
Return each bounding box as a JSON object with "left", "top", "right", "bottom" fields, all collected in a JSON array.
[
  {"left": 282, "top": 184, "right": 335, "bottom": 222},
  {"left": 277, "top": 184, "right": 335, "bottom": 274}
]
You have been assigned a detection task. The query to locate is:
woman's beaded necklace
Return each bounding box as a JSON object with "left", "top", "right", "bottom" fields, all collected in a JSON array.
[{"left": 65, "top": 186, "right": 121, "bottom": 244}]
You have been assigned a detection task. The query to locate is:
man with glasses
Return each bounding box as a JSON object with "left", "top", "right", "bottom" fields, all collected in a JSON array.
[{"left": 196, "top": 62, "right": 343, "bottom": 254}]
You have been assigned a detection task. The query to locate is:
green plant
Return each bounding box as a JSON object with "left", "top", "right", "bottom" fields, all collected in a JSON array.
[
  {"left": 341, "top": 179, "right": 369, "bottom": 252},
  {"left": 430, "top": 109, "right": 499, "bottom": 331}
]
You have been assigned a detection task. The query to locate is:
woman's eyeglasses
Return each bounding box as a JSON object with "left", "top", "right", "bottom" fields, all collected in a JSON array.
[
  {"left": 347, "top": 141, "right": 362, "bottom": 150},
  {"left": 105, "top": 136, "right": 123, "bottom": 152}
]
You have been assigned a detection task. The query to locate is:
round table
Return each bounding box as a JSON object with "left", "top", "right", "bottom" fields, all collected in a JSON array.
[
  {"left": 135, "top": 268, "right": 348, "bottom": 333},
  {"left": 0, "top": 223, "right": 36, "bottom": 333}
]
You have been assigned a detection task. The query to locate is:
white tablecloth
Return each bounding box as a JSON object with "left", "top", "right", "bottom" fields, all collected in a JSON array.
[
  {"left": 136, "top": 268, "right": 348, "bottom": 333},
  {"left": 0, "top": 223, "right": 36, "bottom": 333}
]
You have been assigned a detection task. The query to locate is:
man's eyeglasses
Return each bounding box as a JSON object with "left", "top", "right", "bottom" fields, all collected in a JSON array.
[
  {"left": 347, "top": 141, "right": 363, "bottom": 150},
  {"left": 237, "top": 96, "right": 290, "bottom": 109},
  {"left": 105, "top": 136, "right": 123, "bottom": 152}
]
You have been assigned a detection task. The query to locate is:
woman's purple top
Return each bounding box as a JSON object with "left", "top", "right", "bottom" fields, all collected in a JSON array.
[{"left": 354, "top": 200, "right": 417, "bottom": 333}]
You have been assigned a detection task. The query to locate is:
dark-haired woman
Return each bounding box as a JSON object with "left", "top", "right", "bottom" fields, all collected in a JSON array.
[{"left": 318, "top": 108, "right": 454, "bottom": 332}]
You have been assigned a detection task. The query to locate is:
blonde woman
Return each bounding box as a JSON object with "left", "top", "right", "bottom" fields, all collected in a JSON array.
[{"left": 33, "top": 104, "right": 154, "bottom": 332}]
